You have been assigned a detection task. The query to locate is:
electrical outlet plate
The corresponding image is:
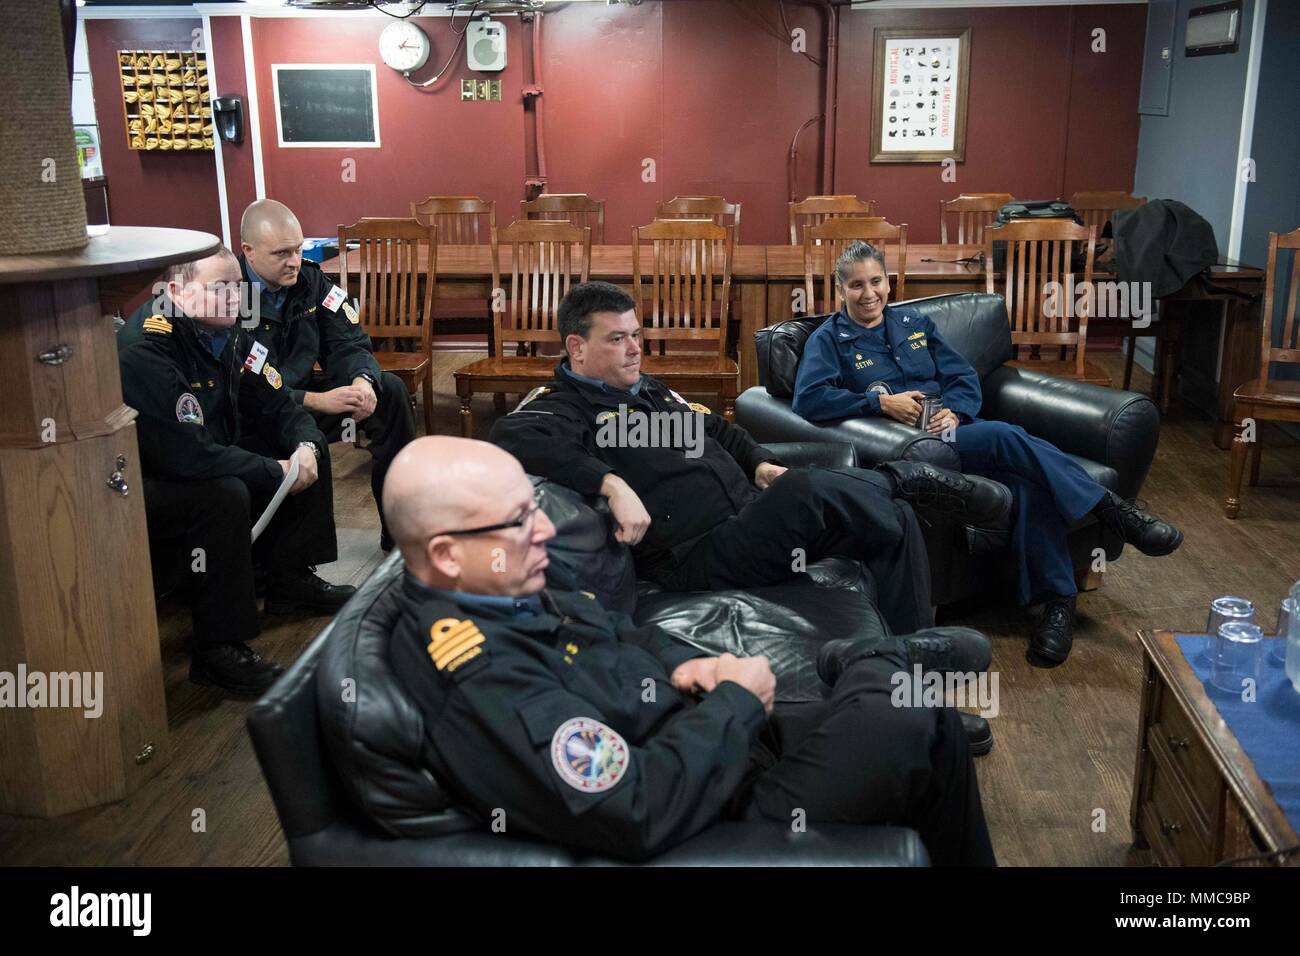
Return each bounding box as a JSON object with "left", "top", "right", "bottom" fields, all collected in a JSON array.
[
  {"left": 461, "top": 78, "right": 476, "bottom": 100},
  {"left": 461, "top": 79, "right": 500, "bottom": 101}
]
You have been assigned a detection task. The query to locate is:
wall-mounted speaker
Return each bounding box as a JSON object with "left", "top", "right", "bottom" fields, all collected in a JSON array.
[{"left": 466, "top": 18, "right": 506, "bottom": 72}]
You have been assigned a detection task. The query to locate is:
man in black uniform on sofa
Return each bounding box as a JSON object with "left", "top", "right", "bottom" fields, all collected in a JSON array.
[
  {"left": 490, "top": 281, "right": 1011, "bottom": 637},
  {"left": 239, "top": 199, "right": 416, "bottom": 551},
  {"left": 119, "top": 248, "right": 354, "bottom": 698},
  {"left": 384, "top": 435, "right": 996, "bottom": 865}
]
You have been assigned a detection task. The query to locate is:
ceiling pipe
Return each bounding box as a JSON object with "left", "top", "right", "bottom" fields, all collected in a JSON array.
[{"left": 791, "top": 0, "right": 839, "bottom": 195}]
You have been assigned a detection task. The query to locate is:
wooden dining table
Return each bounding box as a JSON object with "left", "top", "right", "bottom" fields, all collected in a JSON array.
[{"left": 320, "top": 243, "right": 1264, "bottom": 448}]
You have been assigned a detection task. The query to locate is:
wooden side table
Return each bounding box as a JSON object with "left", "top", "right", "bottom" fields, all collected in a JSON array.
[
  {"left": 1131, "top": 629, "right": 1298, "bottom": 865},
  {"left": 0, "top": 226, "right": 219, "bottom": 817}
]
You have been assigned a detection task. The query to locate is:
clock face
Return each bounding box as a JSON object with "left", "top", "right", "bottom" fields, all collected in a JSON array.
[{"left": 379, "top": 22, "right": 431, "bottom": 73}]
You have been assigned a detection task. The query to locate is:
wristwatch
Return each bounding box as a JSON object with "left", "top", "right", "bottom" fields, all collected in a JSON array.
[
  {"left": 356, "top": 372, "right": 379, "bottom": 390},
  {"left": 297, "top": 440, "right": 321, "bottom": 461}
]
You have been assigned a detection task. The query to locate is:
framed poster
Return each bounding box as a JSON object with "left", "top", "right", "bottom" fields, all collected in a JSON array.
[
  {"left": 871, "top": 28, "right": 971, "bottom": 164},
  {"left": 273, "top": 64, "right": 380, "bottom": 148}
]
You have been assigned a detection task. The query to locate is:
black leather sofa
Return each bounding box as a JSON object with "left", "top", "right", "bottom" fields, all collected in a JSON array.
[
  {"left": 247, "top": 441, "right": 929, "bottom": 866},
  {"left": 735, "top": 293, "right": 1162, "bottom": 606}
]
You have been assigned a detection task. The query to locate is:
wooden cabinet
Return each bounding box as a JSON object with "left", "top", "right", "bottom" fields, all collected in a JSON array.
[
  {"left": 1131, "top": 629, "right": 1298, "bottom": 866},
  {"left": 0, "top": 226, "right": 219, "bottom": 817}
]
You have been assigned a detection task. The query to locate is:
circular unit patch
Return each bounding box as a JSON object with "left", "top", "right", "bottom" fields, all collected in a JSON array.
[
  {"left": 867, "top": 380, "right": 893, "bottom": 396},
  {"left": 549, "top": 717, "right": 629, "bottom": 793},
  {"left": 175, "top": 392, "right": 204, "bottom": 425}
]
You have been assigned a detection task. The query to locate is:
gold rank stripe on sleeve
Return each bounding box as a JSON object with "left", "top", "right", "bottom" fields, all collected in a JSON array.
[
  {"left": 427, "top": 617, "right": 486, "bottom": 671},
  {"left": 142, "top": 315, "right": 173, "bottom": 335}
]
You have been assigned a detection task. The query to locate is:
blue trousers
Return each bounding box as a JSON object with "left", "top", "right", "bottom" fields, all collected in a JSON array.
[{"left": 952, "top": 420, "right": 1107, "bottom": 604}]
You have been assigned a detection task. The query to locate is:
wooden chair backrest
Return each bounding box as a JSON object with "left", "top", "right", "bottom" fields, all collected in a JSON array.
[
  {"left": 409, "top": 196, "right": 496, "bottom": 244},
  {"left": 632, "top": 218, "right": 734, "bottom": 360},
  {"left": 804, "top": 217, "right": 908, "bottom": 313},
  {"left": 490, "top": 219, "right": 592, "bottom": 357},
  {"left": 984, "top": 218, "right": 1096, "bottom": 378},
  {"left": 519, "top": 193, "right": 606, "bottom": 243},
  {"left": 1069, "top": 191, "right": 1146, "bottom": 236},
  {"left": 655, "top": 196, "right": 741, "bottom": 241},
  {"left": 1259, "top": 227, "right": 1300, "bottom": 389},
  {"left": 338, "top": 218, "right": 437, "bottom": 346},
  {"left": 940, "top": 192, "right": 1014, "bottom": 245},
  {"left": 789, "top": 195, "right": 879, "bottom": 245}
]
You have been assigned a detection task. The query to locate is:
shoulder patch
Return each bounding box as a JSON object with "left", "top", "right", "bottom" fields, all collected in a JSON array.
[
  {"left": 550, "top": 718, "right": 630, "bottom": 793},
  {"left": 142, "top": 315, "right": 172, "bottom": 335},
  {"left": 688, "top": 402, "right": 712, "bottom": 415},
  {"left": 427, "top": 617, "right": 487, "bottom": 673},
  {"left": 175, "top": 392, "right": 204, "bottom": 425},
  {"left": 263, "top": 363, "right": 283, "bottom": 390},
  {"left": 514, "top": 386, "right": 551, "bottom": 412}
]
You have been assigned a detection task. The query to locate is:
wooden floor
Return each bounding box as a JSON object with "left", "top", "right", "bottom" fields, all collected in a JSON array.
[{"left": 2, "top": 351, "right": 1298, "bottom": 866}]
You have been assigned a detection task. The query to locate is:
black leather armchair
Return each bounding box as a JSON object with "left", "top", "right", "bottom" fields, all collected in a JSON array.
[
  {"left": 247, "top": 441, "right": 929, "bottom": 866},
  {"left": 735, "top": 293, "right": 1162, "bottom": 606}
]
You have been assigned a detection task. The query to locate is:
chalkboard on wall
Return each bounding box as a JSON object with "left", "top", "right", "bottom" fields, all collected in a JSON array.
[{"left": 272, "top": 64, "right": 380, "bottom": 147}]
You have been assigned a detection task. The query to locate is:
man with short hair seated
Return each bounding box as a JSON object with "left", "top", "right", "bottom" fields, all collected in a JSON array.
[
  {"left": 488, "top": 281, "right": 1011, "bottom": 642},
  {"left": 118, "top": 249, "right": 354, "bottom": 697},
  {"left": 384, "top": 435, "right": 997, "bottom": 865}
]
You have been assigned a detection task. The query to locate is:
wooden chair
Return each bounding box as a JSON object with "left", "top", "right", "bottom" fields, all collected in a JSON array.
[
  {"left": 1069, "top": 192, "right": 1172, "bottom": 400},
  {"left": 409, "top": 196, "right": 496, "bottom": 243},
  {"left": 1225, "top": 227, "right": 1300, "bottom": 518},
  {"left": 655, "top": 196, "right": 742, "bottom": 240},
  {"left": 803, "top": 217, "right": 908, "bottom": 315},
  {"left": 984, "top": 218, "right": 1109, "bottom": 385},
  {"left": 940, "top": 193, "right": 1014, "bottom": 245},
  {"left": 338, "top": 219, "right": 437, "bottom": 436},
  {"left": 520, "top": 193, "right": 605, "bottom": 243},
  {"left": 452, "top": 220, "right": 592, "bottom": 438},
  {"left": 632, "top": 218, "right": 739, "bottom": 419},
  {"left": 1069, "top": 191, "right": 1146, "bottom": 237},
  {"left": 789, "top": 195, "right": 879, "bottom": 245}
]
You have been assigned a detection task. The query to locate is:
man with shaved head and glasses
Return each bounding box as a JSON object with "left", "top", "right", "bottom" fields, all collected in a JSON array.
[{"left": 384, "top": 436, "right": 995, "bottom": 865}]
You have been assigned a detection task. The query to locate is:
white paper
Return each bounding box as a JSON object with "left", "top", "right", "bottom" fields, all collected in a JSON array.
[
  {"left": 252, "top": 455, "right": 299, "bottom": 543},
  {"left": 879, "top": 37, "right": 962, "bottom": 153}
]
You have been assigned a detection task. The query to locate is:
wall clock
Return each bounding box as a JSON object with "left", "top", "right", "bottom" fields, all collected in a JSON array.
[{"left": 378, "top": 21, "right": 431, "bottom": 74}]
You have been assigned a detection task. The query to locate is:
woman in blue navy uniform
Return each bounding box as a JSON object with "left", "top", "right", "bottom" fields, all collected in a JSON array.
[{"left": 792, "top": 242, "right": 1183, "bottom": 665}]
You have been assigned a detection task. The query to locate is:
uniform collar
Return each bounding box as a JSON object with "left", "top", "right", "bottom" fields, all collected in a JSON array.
[
  {"left": 403, "top": 572, "right": 545, "bottom": 620},
  {"left": 157, "top": 295, "right": 233, "bottom": 360},
  {"left": 833, "top": 308, "right": 911, "bottom": 348},
  {"left": 560, "top": 359, "right": 643, "bottom": 397},
  {"left": 241, "top": 257, "right": 290, "bottom": 309}
]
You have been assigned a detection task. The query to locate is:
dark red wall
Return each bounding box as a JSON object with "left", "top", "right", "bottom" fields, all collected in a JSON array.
[
  {"left": 92, "top": 2, "right": 1145, "bottom": 246},
  {"left": 834, "top": 4, "right": 1145, "bottom": 241},
  {"left": 85, "top": 18, "right": 223, "bottom": 238}
]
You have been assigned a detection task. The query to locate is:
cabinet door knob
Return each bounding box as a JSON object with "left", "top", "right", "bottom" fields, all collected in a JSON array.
[
  {"left": 37, "top": 343, "right": 74, "bottom": 366},
  {"left": 106, "top": 455, "right": 129, "bottom": 496},
  {"left": 1167, "top": 735, "right": 1189, "bottom": 751},
  {"left": 1160, "top": 818, "right": 1182, "bottom": 836}
]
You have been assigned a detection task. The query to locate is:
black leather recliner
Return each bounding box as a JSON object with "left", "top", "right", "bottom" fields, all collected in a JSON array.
[
  {"left": 734, "top": 293, "right": 1162, "bottom": 607},
  {"left": 247, "top": 441, "right": 929, "bottom": 866}
]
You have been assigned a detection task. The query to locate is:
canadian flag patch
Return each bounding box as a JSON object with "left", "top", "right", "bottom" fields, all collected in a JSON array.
[{"left": 244, "top": 341, "right": 269, "bottom": 375}]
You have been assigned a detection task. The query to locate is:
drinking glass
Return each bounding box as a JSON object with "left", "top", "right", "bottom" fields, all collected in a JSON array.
[
  {"left": 1270, "top": 597, "right": 1294, "bottom": 665},
  {"left": 1202, "top": 596, "right": 1254, "bottom": 664},
  {"left": 1211, "top": 622, "right": 1263, "bottom": 694}
]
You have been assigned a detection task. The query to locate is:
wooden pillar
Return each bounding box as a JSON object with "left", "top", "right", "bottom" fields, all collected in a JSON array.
[{"left": 0, "top": 226, "right": 218, "bottom": 817}]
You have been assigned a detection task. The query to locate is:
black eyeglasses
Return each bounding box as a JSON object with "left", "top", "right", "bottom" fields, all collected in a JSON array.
[{"left": 434, "top": 487, "right": 546, "bottom": 537}]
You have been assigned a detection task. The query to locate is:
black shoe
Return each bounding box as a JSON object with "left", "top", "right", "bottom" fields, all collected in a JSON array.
[
  {"left": 900, "top": 627, "right": 993, "bottom": 675},
  {"left": 877, "top": 460, "right": 1013, "bottom": 528},
  {"left": 1092, "top": 491, "right": 1183, "bottom": 556},
  {"left": 816, "top": 627, "right": 992, "bottom": 687},
  {"left": 189, "top": 642, "right": 285, "bottom": 699},
  {"left": 961, "top": 712, "right": 993, "bottom": 757},
  {"left": 1029, "top": 594, "right": 1076, "bottom": 667},
  {"left": 264, "top": 568, "right": 356, "bottom": 615}
]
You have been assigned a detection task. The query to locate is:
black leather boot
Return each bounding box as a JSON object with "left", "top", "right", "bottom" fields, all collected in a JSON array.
[
  {"left": 1092, "top": 491, "right": 1184, "bottom": 556},
  {"left": 190, "top": 642, "right": 285, "bottom": 699},
  {"left": 264, "top": 568, "right": 356, "bottom": 615},
  {"left": 961, "top": 712, "right": 994, "bottom": 756},
  {"left": 876, "top": 460, "right": 1013, "bottom": 528},
  {"left": 817, "top": 626, "right": 993, "bottom": 687},
  {"left": 1029, "top": 594, "right": 1076, "bottom": 667}
]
